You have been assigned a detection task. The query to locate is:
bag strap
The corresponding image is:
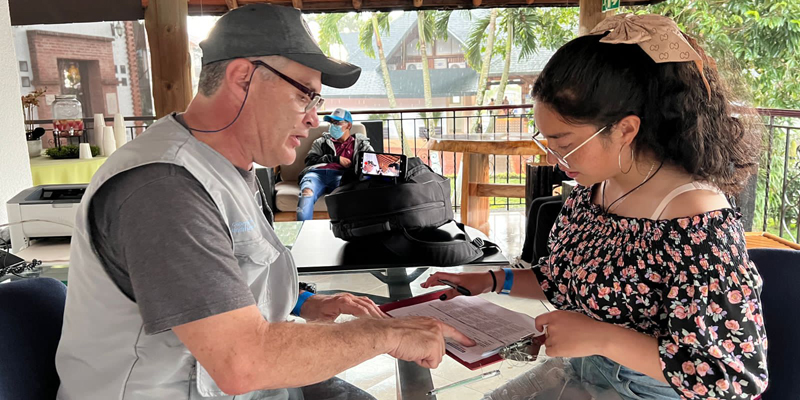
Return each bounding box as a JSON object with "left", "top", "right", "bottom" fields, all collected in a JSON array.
[{"left": 454, "top": 222, "right": 500, "bottom": 255}]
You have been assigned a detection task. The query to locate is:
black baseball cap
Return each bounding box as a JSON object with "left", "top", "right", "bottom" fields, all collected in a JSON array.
[{"left": 199, "top": 4, "right": 361, "bottom": 88}]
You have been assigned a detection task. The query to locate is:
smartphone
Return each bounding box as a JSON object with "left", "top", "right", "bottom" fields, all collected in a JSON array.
[{"left": 357, "top": 151, "right": 407, "bottom": 180}]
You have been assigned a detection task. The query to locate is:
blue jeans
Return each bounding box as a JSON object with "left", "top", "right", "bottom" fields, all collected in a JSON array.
[
  {"left": 484, "top": 356, "right": 678, "bottom": 400},
  {"left": 297, "top": 169, "right": 343, "bottom": 221}
]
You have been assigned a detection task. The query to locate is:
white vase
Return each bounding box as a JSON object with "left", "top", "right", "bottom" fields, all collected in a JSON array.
[
  {"left": 102, "top": 126, "right": 117, "bottom": 157},
  {"left": 26, "top": 139, "right": 42, "bottom": 158},
  {"left": 113, "top": 114, "right": 127, "bottom": 149}
]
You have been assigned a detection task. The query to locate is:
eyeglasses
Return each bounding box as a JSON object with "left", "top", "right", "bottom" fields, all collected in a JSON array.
[
  {"left": 251, "top": 60, "right": 325, "bottom": 112},
  {"left": 531, "top": 124, "right": 611, "bottom": 169}
]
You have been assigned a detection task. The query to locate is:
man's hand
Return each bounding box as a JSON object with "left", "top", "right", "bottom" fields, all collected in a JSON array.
[
  {"left": 385, "top": 317, "right": 476, "bottom": 369},
  {"left": 300, "top": 292, "right": 387, "bottom": 322},
  {"left": 535, "top": 310, "right": 609, "bottom": 358},
  {"left": 339, "top": 157, "right": 352, "bottom": 168}
]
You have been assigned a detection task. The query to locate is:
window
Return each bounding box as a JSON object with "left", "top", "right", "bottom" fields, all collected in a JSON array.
[
  {"left": 120, "top": 65, "right": 127, "bottom": 74},
  {"left": 405, "top": 38, "right": 433, "bottom": 57},
  {"left": 19, "top": 61, "right": 28, "bottom": 72},
  {"left": 120, "top": 77, "right": 128, "bottom": 86},
  {"left": 21, "top": 77, "right": 30, "bottom": 87}
]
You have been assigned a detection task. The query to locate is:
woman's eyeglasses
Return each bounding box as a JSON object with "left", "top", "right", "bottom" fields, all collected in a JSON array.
[
  {"left": 251, "top": 60, "right": 325, "bottom": 112},
  {"left": 531, "top": 124, "right": 611, "bottom": 169}
]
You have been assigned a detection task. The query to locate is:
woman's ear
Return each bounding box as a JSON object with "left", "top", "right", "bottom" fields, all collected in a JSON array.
[{"left": 616, "top": 115, "right": 641, "bottom": 146}]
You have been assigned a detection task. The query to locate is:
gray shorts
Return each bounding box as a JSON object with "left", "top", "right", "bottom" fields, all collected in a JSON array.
[{"left": 483, "top": 356, "right": 679, "bottom": 400}]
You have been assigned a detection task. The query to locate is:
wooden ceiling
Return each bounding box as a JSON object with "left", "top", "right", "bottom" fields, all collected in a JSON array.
[{"left": 143, "top": 0, "right": 664, "bottom": 15}]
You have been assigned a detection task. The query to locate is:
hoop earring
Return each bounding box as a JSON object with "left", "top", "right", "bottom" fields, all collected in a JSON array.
[{"left": 618, "top": 146, "right": 634, "bottom": 174}]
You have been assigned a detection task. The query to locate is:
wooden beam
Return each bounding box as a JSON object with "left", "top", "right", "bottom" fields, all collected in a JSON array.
[
  {"left": 579, "top": 0, "right": 614, "bottom": 36},
  {"left": 145, "top": 0, "right": 193, "bottom": 119},
  {"left": 471, "top": 183, "right": 527, "bottom": 198},
  {"left": 413, "top": 0, "right": 424, "bottom": 7},
  {"left": 224, "top": 0, "right": 239, "bottom": 9},
  {"left": 143, "top": 0, "right": 666, "bottom": 15},
  {"left": 292, "top": 0, "right": 303, "bottom": 8}
]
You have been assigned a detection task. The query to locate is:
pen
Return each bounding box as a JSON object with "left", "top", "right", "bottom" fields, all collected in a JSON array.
[
  {"left": 427, "top": 370, "right": 501, "bottom": 396},
  {"left": 438, "top": 279, "right": 471, "bottom": 296}
]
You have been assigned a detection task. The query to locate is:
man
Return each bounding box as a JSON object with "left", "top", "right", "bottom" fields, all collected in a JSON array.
[
  {"left": 297, "top": 108, "right": 371, "bottom": 221},
  {"left": 385, "top": 162, "right": 401, "bottom": 177},
  {"left": 55, "top": 5, "right": 472, "bottom": 400}
]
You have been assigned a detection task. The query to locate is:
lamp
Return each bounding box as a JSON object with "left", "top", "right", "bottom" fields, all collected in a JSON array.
[{"left": 111, "top": 22, "right": 124, "bottom": 38}]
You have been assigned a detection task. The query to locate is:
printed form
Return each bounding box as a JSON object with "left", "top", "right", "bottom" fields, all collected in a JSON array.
[{"left": 387, "top": 295, "right": 540, "bottom": 364}]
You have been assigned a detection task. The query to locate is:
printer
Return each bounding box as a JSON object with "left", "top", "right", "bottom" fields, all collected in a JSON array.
[{"left": 6, "top": 185, "right": 86, "bottom": 252}]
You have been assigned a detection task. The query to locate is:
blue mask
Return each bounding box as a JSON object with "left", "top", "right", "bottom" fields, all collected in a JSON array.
[{"left": 329, "top": 124, "right": 344, "bottom": 140}]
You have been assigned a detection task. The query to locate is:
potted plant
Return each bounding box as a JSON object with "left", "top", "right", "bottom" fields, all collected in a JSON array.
[{"left": 22, "top": 87, "right": 47, "bottom": 157}]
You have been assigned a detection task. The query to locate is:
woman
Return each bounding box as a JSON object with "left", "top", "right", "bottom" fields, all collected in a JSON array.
[{"left": 422, "top": 14, "right": 767, "bottom": 400}]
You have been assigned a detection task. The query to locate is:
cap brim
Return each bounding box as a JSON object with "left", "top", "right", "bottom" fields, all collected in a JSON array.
[
  {"left": 283, "top": 53, "right": 361, "bottom": 89},
  {"left": 323, "top": 115, "right": 345, "bottom": 122}
]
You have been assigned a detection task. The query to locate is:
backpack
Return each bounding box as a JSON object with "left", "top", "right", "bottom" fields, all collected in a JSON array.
[{"left": 325, "top": 158, "right": 499, "bottom": 266}]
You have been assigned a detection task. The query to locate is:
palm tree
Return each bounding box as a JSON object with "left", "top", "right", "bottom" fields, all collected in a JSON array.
[
  {"left": 416, "top": 10, "right": 460, "bottom": 136},
  {"left": 493, "top": 9, "right": 577, "bottom": 104},
  {"left": 315, "top": 13, "right": 414, "bottom": 155},
  {"left": 465, "top": 9, "right": 499, "bottom": 112},
  {"left": 465, "top": 8, "right": 577, "bottom": 132}
]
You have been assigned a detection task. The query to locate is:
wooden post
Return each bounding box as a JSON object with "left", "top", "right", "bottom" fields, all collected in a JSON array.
[
  {"left": 578, "top": 0, "right": 614, "bottom": 36},
  {"left": 145, "top": 0, "right": 193, "bottom": 119},
  {"left": 460, "top": 153, "right": 491, "bottom": 235}
]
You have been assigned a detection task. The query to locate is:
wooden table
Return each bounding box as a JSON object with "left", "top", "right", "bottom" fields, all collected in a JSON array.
[
  {"left": 745, "top": 232, "right": 800, "bottom": 250},
  {"left": 428, "top": 134, "right": 547, "bottom": 234}
]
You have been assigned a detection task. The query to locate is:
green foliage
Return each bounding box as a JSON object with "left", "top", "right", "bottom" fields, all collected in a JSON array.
[
  {"left": 45, "top": 145, "right": 100, "bottom": 159},
  {"left": 358, "top": 12, "right": 391, "bottom": 59},
  {"left": 466, "top": 8, "right": 578, "bottom": 71},
  {"left": 642, "top": 0, "right": 800, "bottom": 109}
]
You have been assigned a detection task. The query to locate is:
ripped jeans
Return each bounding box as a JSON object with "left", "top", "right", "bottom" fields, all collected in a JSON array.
[
  {"left": 483, "top": 356, "right": 679, "bottom": 400},
  {"left": 297, "top": 169, "right": 343, "bottom": 221}
]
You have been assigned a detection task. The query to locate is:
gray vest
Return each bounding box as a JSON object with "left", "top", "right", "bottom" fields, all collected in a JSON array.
[{"left": 56, "top": 115, "right": 299, "bottom": 400}]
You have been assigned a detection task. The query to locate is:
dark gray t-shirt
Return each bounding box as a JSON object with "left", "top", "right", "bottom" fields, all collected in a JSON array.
[{"left": 89, "top": 157, "right": 271, "bottom": 335}]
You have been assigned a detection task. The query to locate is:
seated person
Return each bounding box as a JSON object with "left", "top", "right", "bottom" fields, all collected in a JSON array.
[
  {"left": 383, "top": 162, "right": 401, "bottom": 177},
  {"left": 297, "top": 108, "right": 373, "bottom": 220}
]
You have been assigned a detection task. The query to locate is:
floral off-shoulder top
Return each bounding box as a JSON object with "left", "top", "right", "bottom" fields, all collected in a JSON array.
[{"left": 532, "top": 184, "right": 768, "bottom": 399}]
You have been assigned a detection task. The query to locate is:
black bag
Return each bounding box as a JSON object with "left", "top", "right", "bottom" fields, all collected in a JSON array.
[
  {"left": 326, "top": 158, "right": 453, "bottom": 240},
  {"left": 381, "top": 221, "right": 499, "bottom": 266},
  {"left": 325, "top": 158, "right": 499, "bottom": 266}
]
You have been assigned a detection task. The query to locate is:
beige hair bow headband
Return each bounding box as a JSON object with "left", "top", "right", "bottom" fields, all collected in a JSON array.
[{"left": 588, "top": 13, "right": 712, "bottom": 100}]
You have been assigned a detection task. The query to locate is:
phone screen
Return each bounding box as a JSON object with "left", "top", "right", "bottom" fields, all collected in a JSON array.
[{"left": 360, "top": 151, "right": 405, "bottom": 178}]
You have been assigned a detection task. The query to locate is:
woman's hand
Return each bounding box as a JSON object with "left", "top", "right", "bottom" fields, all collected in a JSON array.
[
  {"left": 420, "top": 271, "right": 495, "bottom": 300},
  {"left": 536, "top": 310, "right": 610, "bottom": 358}
]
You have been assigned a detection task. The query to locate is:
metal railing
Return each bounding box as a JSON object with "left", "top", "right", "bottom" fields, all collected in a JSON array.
[
  {"left": 757, "top": 108, "right": 800, "bottom": 243},
  {"left": 25, "top": 106, "right": 800, "bottom": 243},
  {"left": 344, "top": 104, "right": 537, "bottom": 212}
]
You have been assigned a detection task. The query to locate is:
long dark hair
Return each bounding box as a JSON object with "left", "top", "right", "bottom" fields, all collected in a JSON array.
[{"left": 532, "top": 33, "right": 761, "bottom": 194}]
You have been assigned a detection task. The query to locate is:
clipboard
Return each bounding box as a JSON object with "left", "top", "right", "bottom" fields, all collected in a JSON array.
[{"left": 379, "top": 291, "right": 543, "bottom": 370}]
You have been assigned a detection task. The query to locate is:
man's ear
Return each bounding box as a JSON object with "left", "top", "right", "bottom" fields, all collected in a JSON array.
[{"left": 225, "top": 59, "right": 255, "bottom": 101}]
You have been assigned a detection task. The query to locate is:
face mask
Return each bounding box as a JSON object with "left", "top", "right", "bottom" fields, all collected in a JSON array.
[{"left": 329, "top": 124, "right": 344, "bottom": 140}]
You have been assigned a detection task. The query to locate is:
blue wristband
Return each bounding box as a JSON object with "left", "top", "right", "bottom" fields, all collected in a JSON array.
[
  {"left": 292, "top": 291, "right": 315, "bottom": 316},
  {"left": 500, "top": 268, "right": 514, "bottom": 295}
]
